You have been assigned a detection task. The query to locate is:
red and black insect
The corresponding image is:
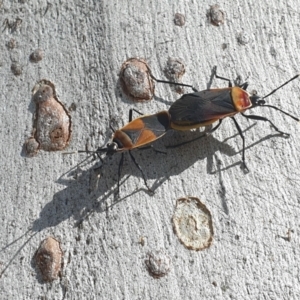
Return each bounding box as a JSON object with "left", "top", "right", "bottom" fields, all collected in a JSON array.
[
  {"left": 71, "top": 67, "right": 299, "bottom": 194},
  {"left": 79, "top": 109, "right": 170, "bottom": 194},
  {"left": 151, "top": 66, "right": 299, "bottom": 171}
]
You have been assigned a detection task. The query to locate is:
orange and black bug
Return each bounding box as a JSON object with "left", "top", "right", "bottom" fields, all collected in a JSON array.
[
  {"left": 151, "top": 66, "right": 300, "bottom": 171},
  {"left": 80, "top": 109, "right": 171, "bottom": 194},
  {"left": 68, "top": 67, "right": 299, "bottom": 193}
]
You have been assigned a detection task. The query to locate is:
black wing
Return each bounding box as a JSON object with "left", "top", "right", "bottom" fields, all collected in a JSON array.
[{"left": 169, "top": 89, "right": 235, "bottom": 124}]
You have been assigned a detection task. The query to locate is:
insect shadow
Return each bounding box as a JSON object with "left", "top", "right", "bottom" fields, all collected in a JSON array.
[{"left": 28, "top": 119, "right": 284, "bottom": 233}]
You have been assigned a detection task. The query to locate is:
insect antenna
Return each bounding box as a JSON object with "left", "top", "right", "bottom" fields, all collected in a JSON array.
[
  {"left": 259, "top": 74, "right": 300, "bottom": 122},
  {"left": 263, "top": 74, "right": 300, "bottom": 99},
  {"left": 63, "top": 144, "right": 109, "bottom": 166}
]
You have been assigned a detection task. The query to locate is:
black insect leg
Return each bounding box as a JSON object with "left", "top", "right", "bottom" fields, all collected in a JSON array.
[
  {"left": 238, "top": 82, "right": 249, "bottom": 90},
  {"left": 213, "top": 66, "right": 233, "bottom": 87},
  {"left": 167, "top": 120, "right": 223, "bottom": 149},
  {"left": 128, "top": 151, "right": 153, "bottom": 193},
  {"left": 230, "top": 117, "right": 249, "bottom": 172},
  {"left": 111, "top": 109, "right": 146, "bottom": 133},
  {"left": 117, "top": 153, "right": 124, "bottom": 195},
  {"left": 213, "top": 66, "right": 249, "bottom": 89},
  {"left": 129, "top": 108, "right": 145, "bottom": 121},
  {"left": 110, "top": 124, "right": 116, "bottom": 133},
  {"left": 241, "top": 113, "right": 289, "bottom": 137},
  {"left": 148, "top": 72, "right": 199, "bottom": 92},
  {"left": 205, "top": 119, "right": 223, "bottom": 135}
]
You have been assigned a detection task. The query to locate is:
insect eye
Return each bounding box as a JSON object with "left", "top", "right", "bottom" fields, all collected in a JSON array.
[{"left": 112, "top": 142, "right": 118, "bottom": 150}]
